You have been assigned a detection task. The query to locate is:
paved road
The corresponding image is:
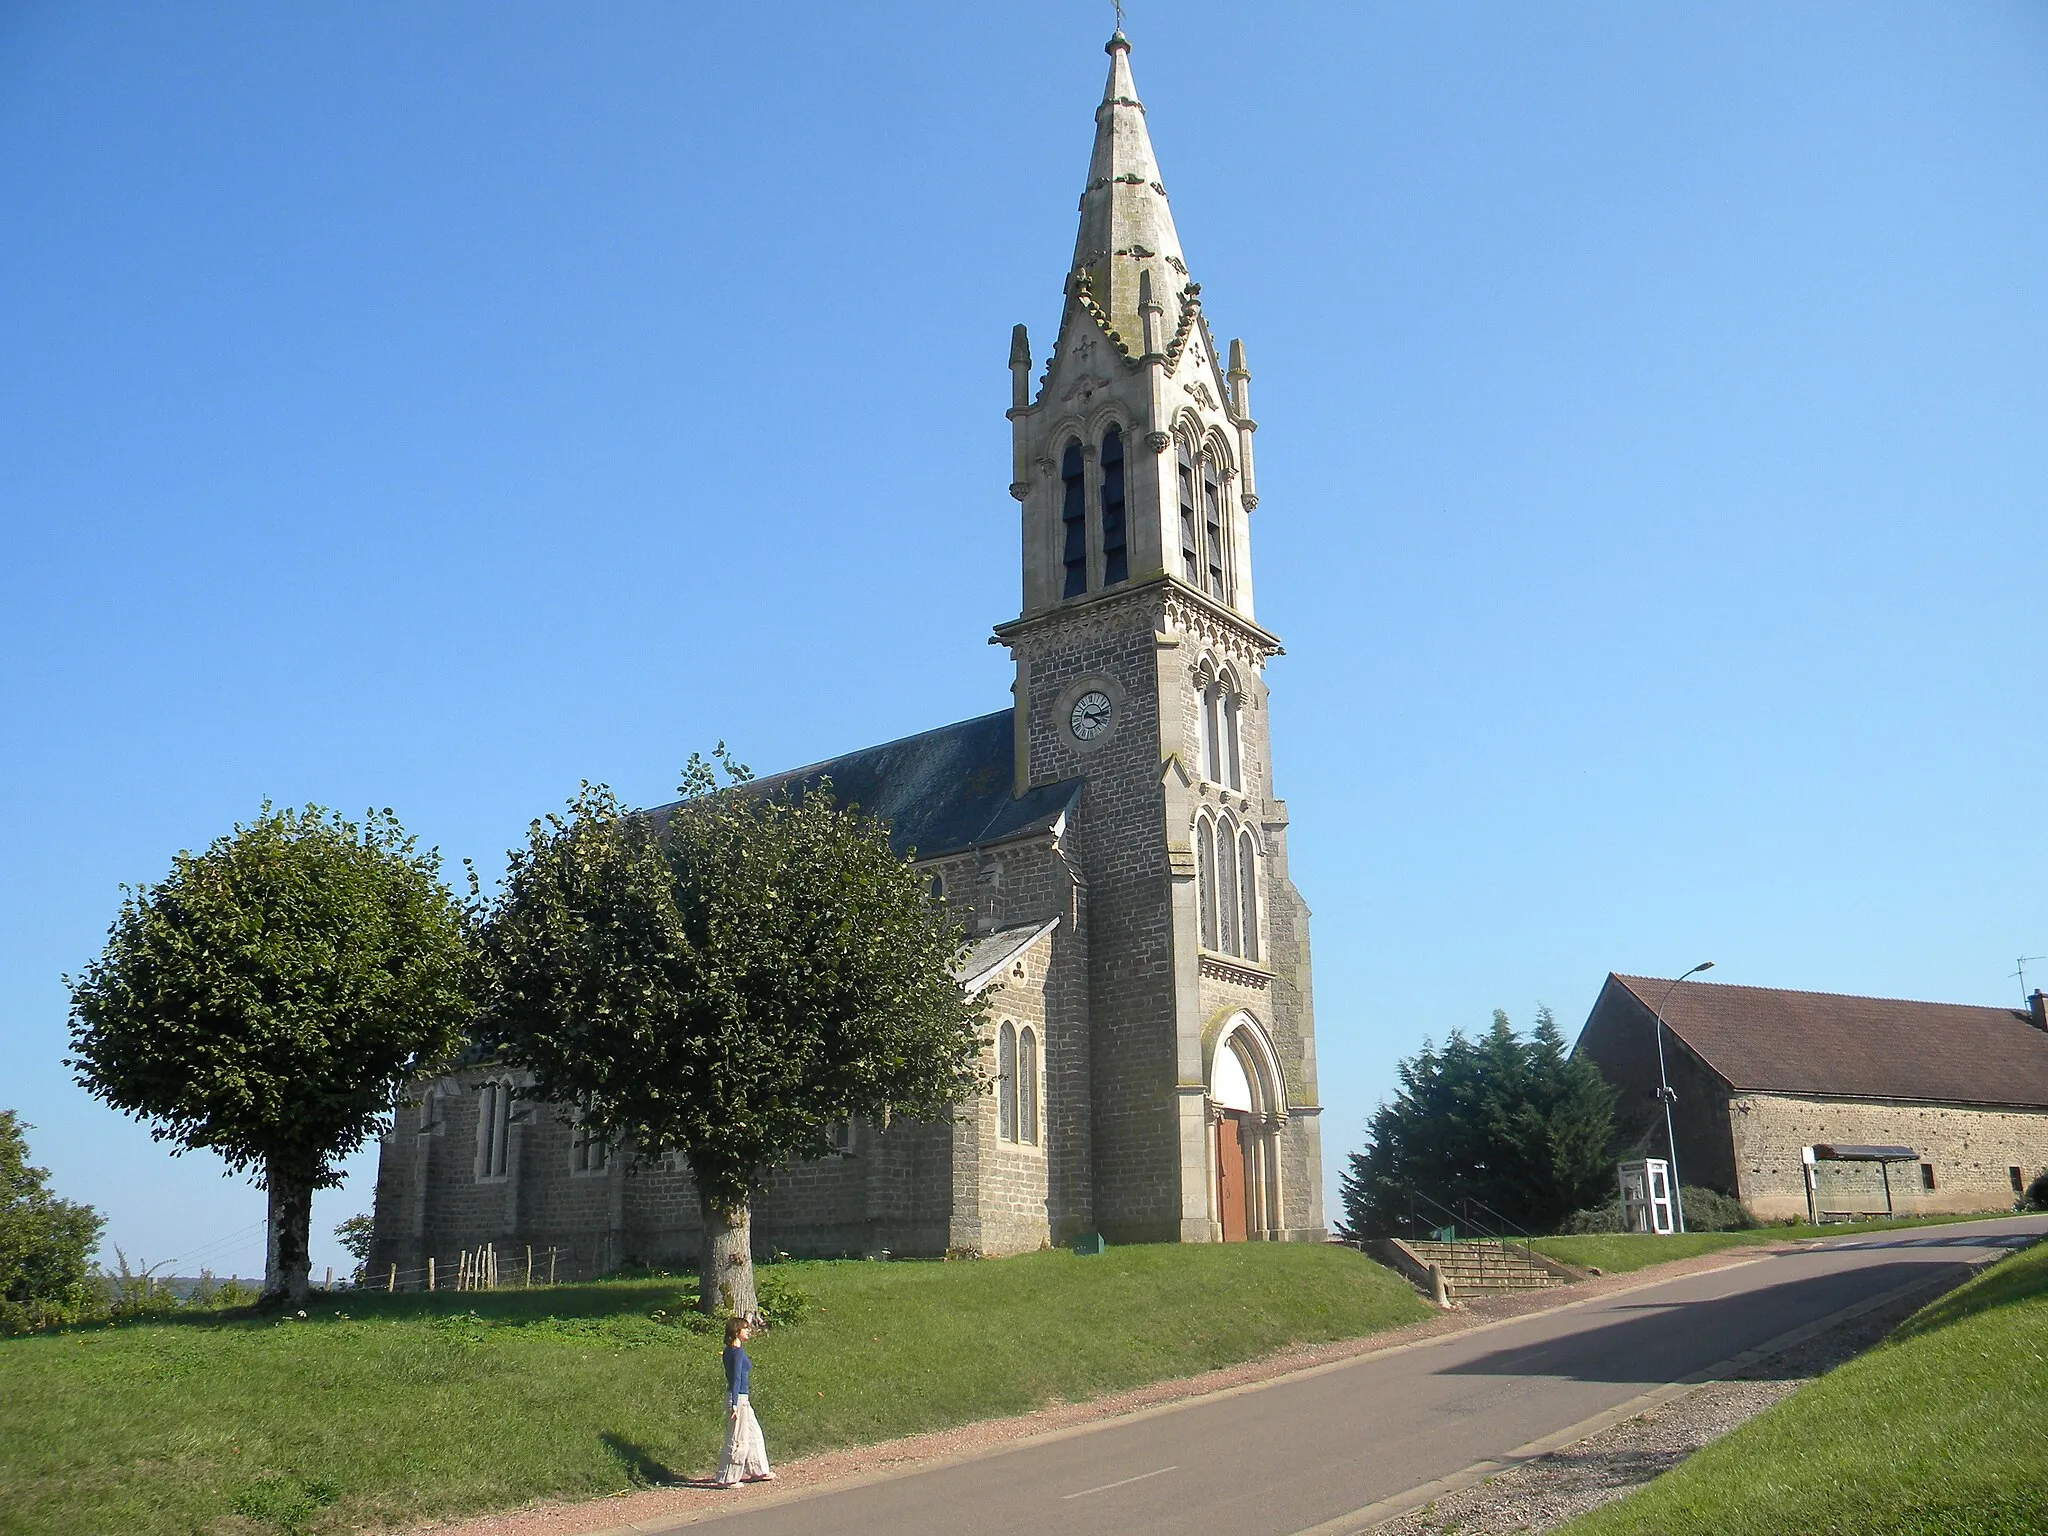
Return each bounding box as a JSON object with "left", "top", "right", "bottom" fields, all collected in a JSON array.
[{"left": 672, "top": 1215, "right": 2046, "bottom": 1536}]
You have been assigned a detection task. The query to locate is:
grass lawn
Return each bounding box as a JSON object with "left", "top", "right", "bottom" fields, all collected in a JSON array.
[
  {"left": 1533, "top": 1210, "right": 2004, "bottom": 1276},
  {"left": 1558, "top": 1233, "right": 2048, "bottom": 1536},
  {"left": 0, "top": 1242, "right": 1428, "bottom": 1536}
]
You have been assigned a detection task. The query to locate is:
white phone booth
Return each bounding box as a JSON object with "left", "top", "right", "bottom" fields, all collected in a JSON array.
[{"left": 1618, "top": 1158, "right": 1676, "bottom": 1235}]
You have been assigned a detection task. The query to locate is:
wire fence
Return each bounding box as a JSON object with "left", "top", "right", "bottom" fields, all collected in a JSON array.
[{"left": 364, "top": 1244, "right": 587, "bottom": 1293}]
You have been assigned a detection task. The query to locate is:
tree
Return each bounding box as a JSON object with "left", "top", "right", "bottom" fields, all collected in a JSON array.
[
  {"left": 1337, "top": 1008, "right": 1617, "bottom": 1240},
  {"left": 67, "top": 804, "right": 476, "bottom": 1305},
  {"left": 0, "top": 1111, "right": 104, "bottom": 1331},
  {"left": 482, "top": 755, "right": 984, "bottom": 1316},
  {"left": 334, "top": 1213, "right": 375, "bottom": 1285}
]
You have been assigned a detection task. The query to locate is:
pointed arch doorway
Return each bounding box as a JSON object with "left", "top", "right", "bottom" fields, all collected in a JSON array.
[{"left": 1208, "top": 1014, "right": 1286, "bottom": 1242}]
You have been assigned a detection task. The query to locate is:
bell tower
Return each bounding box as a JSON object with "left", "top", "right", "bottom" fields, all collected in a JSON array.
[{"left": 995, "top": 31, "right": 1324, "bottom": 1244}]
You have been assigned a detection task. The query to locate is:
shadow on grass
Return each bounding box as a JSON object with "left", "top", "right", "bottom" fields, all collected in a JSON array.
[
  {"left": 599, "top": 1432, "right": 685, "bottom": 1487},
  {"left": 8, "top": 1279, "right": 709, "bottom": 1338}
]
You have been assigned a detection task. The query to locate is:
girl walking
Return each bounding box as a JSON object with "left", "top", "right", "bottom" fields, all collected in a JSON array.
[{"left": 717, "top": 1317, "right": 774, "bottom": 1487}]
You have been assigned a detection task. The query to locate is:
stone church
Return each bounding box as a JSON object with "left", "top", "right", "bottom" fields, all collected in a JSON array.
[{"left": 370, "top": 31, "right": 1326, "bottom": 1280}]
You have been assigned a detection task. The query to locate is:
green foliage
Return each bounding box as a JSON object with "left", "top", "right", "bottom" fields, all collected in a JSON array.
[
  {"left": 0, "top": 1112, "right": 105, "bottom": 1334},
  {"left": 1679, "top": 1185, "right": 1753, "bottom": 1232},
  {"left": 1557, "top": 1184, "right": 1751, "bottom": 1235},
  {"left": 1557, "top": 1200, "right": 1626, "bottom": 1234},
  {"left": 753, "top": 1269, "right": 813, "bottom": 1329},
  {"left": 65, "top": 804, "right": 478, "bottom": 1299},
  {"left": 1560, "top": 1236, "right": 2048, "bottom": 1535},
  {"left": 2024, "top": 1168, "right": 2048, "bottom": 1213},
  {"left": 481, "top": 756, "right": 986, "bottom": 1310},
  {"left": 1338, "top": 1008, "right": 1617, "bottom": 1239},
  {"left": 333, "top": 1214, "right": 375, "bottom": 1286},
  {"left": 0, "top": 1245, "right": 1424, "bottom": 1536}
]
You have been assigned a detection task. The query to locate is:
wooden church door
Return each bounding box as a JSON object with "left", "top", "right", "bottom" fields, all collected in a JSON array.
[{"left": 1216, "top": 1115, "right": 1249, "bottom": 1242}]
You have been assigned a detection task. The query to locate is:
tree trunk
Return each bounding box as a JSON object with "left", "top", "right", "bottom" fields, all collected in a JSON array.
[
  {"left": 263, "top": 1159, "right": 314, "bottom": 1306},
  {"left": 697, "top": 1191, "right": 757, "bottom": 1319}
]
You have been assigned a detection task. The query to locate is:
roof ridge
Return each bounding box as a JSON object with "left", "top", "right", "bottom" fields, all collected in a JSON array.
[
  {"left": 749, "top": 708, "right": 1013, "bottom": 788},
  {"left": 1611, "top": 973, "right": 2026, "bottom": 1018}
]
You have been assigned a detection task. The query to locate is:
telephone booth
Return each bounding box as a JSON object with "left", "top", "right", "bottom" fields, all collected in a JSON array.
[{"left": 1618, "top": 1158, "right": 1676, "bottom": 1234}]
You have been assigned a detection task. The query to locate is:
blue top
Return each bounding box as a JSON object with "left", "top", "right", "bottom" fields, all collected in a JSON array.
[{"left": 723, "top": 1343, "right": 751, "bottom": 1396}]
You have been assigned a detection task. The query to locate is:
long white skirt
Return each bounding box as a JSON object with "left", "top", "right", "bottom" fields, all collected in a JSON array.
[{"left": 718, "top": 1392, "right": 772, "bottom": 1484}]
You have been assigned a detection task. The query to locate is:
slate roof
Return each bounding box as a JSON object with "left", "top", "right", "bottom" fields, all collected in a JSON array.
[
  {"left": 652, "top": 710, "right": 1083, "bottom": 864},
  {"left": 1609, "top": 974, "right": 2048, "bottom": 1110},
  {"left": 953, "top": 917, "right": 1061, "bottom": 994}
]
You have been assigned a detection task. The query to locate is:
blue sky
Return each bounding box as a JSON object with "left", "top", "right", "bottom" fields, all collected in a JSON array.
[{"left": 3, "top": 2, "right": 2043, "bottom": 1279}]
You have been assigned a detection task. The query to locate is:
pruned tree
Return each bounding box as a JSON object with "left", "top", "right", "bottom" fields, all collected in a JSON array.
[
  {"left": 482, "top": 753, "right": 983, "bottom": 1317},
  {"left": 1338, "top": 1008, "right": 1617, "bottom": 1240},
  {"left": 0, "top": 1110, "right": 105, "bottom": 1332},
  {"left": 67, "top": 804, "right": 477, "bottom": 1304}
]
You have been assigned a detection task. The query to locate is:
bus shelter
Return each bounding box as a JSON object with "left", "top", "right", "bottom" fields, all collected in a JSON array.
[{"left": 1803, "top": 1143, "right": 1917, "bottom": 1224}]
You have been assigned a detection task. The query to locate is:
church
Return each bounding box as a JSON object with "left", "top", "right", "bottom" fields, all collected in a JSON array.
[{"left": 369, "top": 30, "right": 1326, "bottom": 1279}]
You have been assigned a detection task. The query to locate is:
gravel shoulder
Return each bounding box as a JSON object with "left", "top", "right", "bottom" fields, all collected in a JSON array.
[{"left": 1366, "top": 1274, "right": 1944, "bottom": 1535}]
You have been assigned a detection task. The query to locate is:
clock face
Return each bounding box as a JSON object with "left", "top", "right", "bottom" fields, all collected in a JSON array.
[{"left": 1069, "top": 690, "right": 1114, "bottom": 742}]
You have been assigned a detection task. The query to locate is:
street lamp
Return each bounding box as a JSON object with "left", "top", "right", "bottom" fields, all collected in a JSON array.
[{"left": 1652, "top": 962, "right": 1714, "bottom": 1233}]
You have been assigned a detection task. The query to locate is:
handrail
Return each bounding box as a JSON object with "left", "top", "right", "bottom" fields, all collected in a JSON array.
[{"left": 1399, "top": 1188, "right": 1536, "bottom": 1262}]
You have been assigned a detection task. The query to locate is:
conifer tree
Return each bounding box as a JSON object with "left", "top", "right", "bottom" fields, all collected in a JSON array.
[{"left": 1337, "top": 1008, "right": 1617, "bottom": 1239}]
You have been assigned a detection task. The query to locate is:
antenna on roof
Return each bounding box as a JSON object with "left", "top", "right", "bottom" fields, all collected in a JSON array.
[{"left": 2015, "top": 955, "right": 2045, "bottom": 1006}]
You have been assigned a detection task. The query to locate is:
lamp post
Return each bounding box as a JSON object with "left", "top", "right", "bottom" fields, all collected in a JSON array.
[{"left": 1651, "top": 962, "right": 1714, "bottom": 1233}]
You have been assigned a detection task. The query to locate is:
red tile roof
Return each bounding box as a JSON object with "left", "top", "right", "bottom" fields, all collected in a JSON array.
[{"left": 1611, "top": 974, "right": 2048, "bottom": 1109}]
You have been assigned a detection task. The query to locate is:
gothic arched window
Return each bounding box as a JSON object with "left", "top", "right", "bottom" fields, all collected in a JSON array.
[
  {"left": 998, "top": 1021, "right": 1019, "bottom": 1141},
  {"left": 1202, "top": 456, "right": 1227, "bottom": 601},
  {"left": 1060, "top": 440, "right": 1087, "bottom": 598},
  {"left": 570, "top": 1106, "right": 608, "bottom": 1175},
  {"left": 1100, "top": 426, "right": 1128, "bottom": 587},
  {"left": 1177, "top": 441, "right": 1201, "bottom": 584},
  {"left": 475, "top": 1080, "right": 511, "bottom": 1181},
  {"left": 1196, "top": 815, "right": 1219, "bottom": 950},
  {"left": 1019, "top": 1026, "right": 1040, "bottom": 1146},
  {"left": 1220, "top": 677, "right": 1242, "bottom": 791},
  {"left": 1217, "top": 816, "right": 1240, "bottom": 955},
  {"left": 1198, "top": 670, "right": 1243, "bottom": 790},
  {"left": 1238, "top": 828, "right": 1261, "bottom": 962}
]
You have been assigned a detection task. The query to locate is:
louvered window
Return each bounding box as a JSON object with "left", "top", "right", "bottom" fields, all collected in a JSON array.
[
  {"left": 1100, "top": 427, "right": 1128, "bottom": 587},
  {"left": 1178, "top": 446, "right": 1201, "bottom": 583},
  {"left": 1061, "top": 441, "right": 1088, "bottom": 597}
]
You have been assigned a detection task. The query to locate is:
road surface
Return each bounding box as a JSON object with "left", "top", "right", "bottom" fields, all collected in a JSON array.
[{"left": 654, "top": 1215, "right": 2046, "bottom": 1536}]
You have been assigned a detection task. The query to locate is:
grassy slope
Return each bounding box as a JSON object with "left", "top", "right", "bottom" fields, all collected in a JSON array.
[
  {"left": 1560, "top": 1236, "right": 2048, "bottom": 1536},
  {"left": 1533, "top": 1211, "right": 1999, "bottom": 1275},
  {"left": 0, "top": 1243, "right": 1428, "bottom": 1536}
]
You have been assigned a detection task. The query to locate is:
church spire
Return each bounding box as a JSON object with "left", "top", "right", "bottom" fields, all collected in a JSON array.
[{"left": 1068, "top": 30, "right": 1192, "bottom": 361}]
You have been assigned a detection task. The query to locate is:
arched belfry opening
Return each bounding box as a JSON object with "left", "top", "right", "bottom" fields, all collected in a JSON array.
[{"left": 1208, "top": 1013, "right": 1287, "bottom": 1241}]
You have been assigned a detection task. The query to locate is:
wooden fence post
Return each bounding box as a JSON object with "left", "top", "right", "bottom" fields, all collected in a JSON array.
[
  {"left": 387, "top": 1263, "right": 397, "bottom": 1293},
  {"left": 324, "top": 1266, "right": 333, "bottom": 1291},
  {"left": 548, "top": 1246, "right": 558, "bottom": 1285},
  {"left": 428, "top": 1256, "right": 436, "bottom": 1291},
  {"left": 525, "top": 1245, "right": 533, "bottom": 1288}
]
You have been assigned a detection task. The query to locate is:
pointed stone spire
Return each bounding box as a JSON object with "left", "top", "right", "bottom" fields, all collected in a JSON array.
[{"left": 1068, "top": 31, "right": 1193, "bottom": 361}]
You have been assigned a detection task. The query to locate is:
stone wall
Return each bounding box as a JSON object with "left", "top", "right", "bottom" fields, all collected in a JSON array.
[
  {"left": 1008, "top": 585, "right": 1186, "bottom": 1242},
  {"left": 1729, "top": 1092, "right": 2048, "bottom": 1221}
]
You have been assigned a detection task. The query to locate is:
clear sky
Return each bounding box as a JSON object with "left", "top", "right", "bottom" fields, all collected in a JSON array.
[{"left": 3, "top": 2, "right": 2043, "bottom": 1281}]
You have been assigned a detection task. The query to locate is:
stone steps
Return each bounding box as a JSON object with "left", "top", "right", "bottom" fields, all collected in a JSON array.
[{"left": 1404, "top": 1238, "right": 1561, "bottom": 1296}]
